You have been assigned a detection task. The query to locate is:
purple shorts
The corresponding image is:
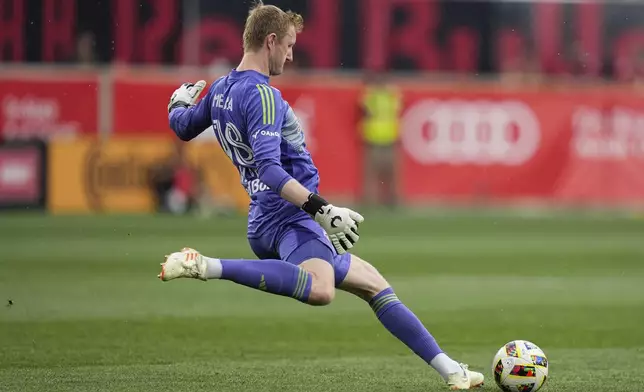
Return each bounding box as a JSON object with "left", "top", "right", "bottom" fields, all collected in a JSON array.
[{"left": 248, "top": 217, "right": 352, "bottom": 287}]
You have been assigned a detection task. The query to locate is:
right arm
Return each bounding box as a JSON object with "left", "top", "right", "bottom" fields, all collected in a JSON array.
[
  {"left": 246, "top": 85, "right": 364, "bottom": 254},
  {"left": 279, "top": 179, "right": 315, "bottom": 208},
  {"left": 245, "top": 85, "right": 295, "bottom": 199},
  {"left": 245, "top": 86, "right": 324, "bottom": 212}
]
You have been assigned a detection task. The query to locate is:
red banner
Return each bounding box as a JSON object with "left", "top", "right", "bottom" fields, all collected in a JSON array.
[
  {"left": 399, "top": 86, "right": 644, "bottom": 204},
  {"left": 0, "top": 73, "right": 98, "bottom": 139},
  {"left": 278, "top": 80, "right": 362, "bottom": 197},
  {"left": 8, "top": 68, "right": 634, "bottom": 206},
  {"left": 112, "top": 77, "right": 175, "bottom": 135},
  {"left": 554, "top": 92, "right": 644, "bottom": 204},
  {"left": 111, "top": 73, "right": 644, "bottom": 205}
]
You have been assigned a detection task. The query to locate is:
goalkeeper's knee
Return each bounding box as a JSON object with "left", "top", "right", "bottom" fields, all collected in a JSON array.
[{"left": 339, "top": 254, "right": 390, "bottom": 301}]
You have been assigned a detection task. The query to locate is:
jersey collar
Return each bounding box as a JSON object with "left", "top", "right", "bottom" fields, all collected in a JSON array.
[{"left": 229, "top": 69, "right": 270, "bottom": 83}]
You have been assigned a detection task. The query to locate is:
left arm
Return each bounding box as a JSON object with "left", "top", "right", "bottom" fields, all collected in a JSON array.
[{"left": 168, "top": 81, "right": 212, "bottom": 141}]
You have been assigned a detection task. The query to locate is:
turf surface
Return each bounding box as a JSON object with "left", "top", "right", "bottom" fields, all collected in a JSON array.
[{"left": 1, "top": 211, "right": 643, "bottom": 391}]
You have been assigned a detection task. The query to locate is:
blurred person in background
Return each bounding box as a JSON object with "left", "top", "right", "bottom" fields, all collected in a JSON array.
[
  {"left": 498, "top": 40, "right": 542, "bottom": 86},
  {"left": 628, "top": 50, "right": 644, "bottom": 89},
  {"left": 360, "top": 72, "right": 402, "bottom": 208},
  {"left": 75, "top": 31, "right": 96, "bottom": 66},
  {"left": 149, "top": 141, "right": 194, "bottom": 215},
  {"left": 149, "top": 141, "right": 233, "bottom": 217}
]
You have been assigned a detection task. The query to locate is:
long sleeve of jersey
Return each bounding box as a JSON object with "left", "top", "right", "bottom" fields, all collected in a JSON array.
[
  {"left": 168, "top": 85, "right": 214, "bottom": 141},
  {"left": 246, "top": 84, "right": 293, "bottom": 194}
]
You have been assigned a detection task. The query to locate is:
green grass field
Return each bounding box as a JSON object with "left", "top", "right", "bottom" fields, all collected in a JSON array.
[{"left": 1, "top": 211, "right": 643, "bottom": 391}]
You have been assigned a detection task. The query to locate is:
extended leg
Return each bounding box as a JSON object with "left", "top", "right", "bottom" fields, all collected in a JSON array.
[
  {"left": 337, "top": 254, "right": 484, "bottom": 390},
  {"left": 159, "top": 246, "right": 335, "bottom": 306}
]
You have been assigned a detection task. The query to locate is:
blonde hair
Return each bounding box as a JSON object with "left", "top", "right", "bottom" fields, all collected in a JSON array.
[{"left": 242, "top": 1, "right": 304, "bottom": 52}]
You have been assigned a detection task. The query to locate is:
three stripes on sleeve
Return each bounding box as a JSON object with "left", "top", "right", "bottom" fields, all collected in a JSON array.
[{"left": 256, "top": 84, "right": 276, "bottom": 125}]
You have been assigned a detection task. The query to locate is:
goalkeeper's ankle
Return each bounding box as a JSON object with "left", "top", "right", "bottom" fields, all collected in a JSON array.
[{"left": 203, "top": 256, "right": 222, "bottom": 279}]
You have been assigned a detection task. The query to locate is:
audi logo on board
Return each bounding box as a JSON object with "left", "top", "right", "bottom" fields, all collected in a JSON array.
[{"left": 401, "top": 100, "right": 541, "bottom": 166}]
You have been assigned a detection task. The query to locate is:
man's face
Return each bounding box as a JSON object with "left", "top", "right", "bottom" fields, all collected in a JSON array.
[{"left": 268, "top": 25, "right": 295, "bottom": 76}]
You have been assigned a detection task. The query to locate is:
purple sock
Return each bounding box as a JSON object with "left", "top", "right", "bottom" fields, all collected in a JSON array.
[
  {"left": 369, "top": 287, "right": 444, "bottom": 364},
  {"left": 220, "top": 259, "right": 312, "bottom": 303}
]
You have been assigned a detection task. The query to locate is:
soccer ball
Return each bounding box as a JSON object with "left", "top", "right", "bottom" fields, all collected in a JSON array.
[{"left": 492, "top": 340, "right": 549, "bottom": 392}]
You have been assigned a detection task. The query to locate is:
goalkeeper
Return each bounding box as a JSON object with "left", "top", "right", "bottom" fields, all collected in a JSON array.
[{"left": 159, "top": 2, "right": 483, "bottom": 390}]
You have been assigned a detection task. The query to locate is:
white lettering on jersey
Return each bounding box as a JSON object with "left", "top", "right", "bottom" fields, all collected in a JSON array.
[
  {"left": 253, "top": 130, "right": 280, "bottom": 139},
  {"left": 213, "top": 119, "right": 257, "bottom": 186},
  {"left": 213, "top": 120, "right": 254, "bottom": 166},
  {"left": 245, "top": 178, "right": 270, "bottom": 196},
  {"left": 213, "top": 94, "right": 233, "bottom": 111}
]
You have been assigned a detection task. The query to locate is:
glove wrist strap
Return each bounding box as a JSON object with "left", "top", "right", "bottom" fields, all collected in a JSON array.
[
  {"left": 302, "top": 193, "right": 328, "bottom": 217},
  {"left": 168, "top": 101, "right": 190, "bottom": 113}
]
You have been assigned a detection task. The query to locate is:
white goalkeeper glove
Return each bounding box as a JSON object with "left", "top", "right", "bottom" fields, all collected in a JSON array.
[
  {"left": 302, "top": 194, "right": 364, "bottom": 254},
  {"left": 168, "top": 80, "right": 207, "bottom": 113}
]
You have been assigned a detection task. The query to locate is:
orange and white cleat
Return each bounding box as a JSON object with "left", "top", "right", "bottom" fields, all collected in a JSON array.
[
  {"left": 158, "top": 247, "right": 207, "bottom": 282},
  {"left": 447, "top": 363, "right": 484, "bottom": 390}
]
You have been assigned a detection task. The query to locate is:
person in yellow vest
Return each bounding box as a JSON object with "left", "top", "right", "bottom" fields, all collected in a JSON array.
[{"left": 360, "top": 73, "right": 402, "bottom": 208}]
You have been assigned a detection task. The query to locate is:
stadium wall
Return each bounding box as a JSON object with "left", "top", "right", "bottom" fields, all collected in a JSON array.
[{"left": 1, "top": 67, "right": 644, "bottom": 213}]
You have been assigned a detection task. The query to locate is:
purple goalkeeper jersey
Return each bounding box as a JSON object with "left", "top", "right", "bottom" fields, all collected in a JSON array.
[{"left": 169, "top": 69, "right": 320, "bottom": 238}]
